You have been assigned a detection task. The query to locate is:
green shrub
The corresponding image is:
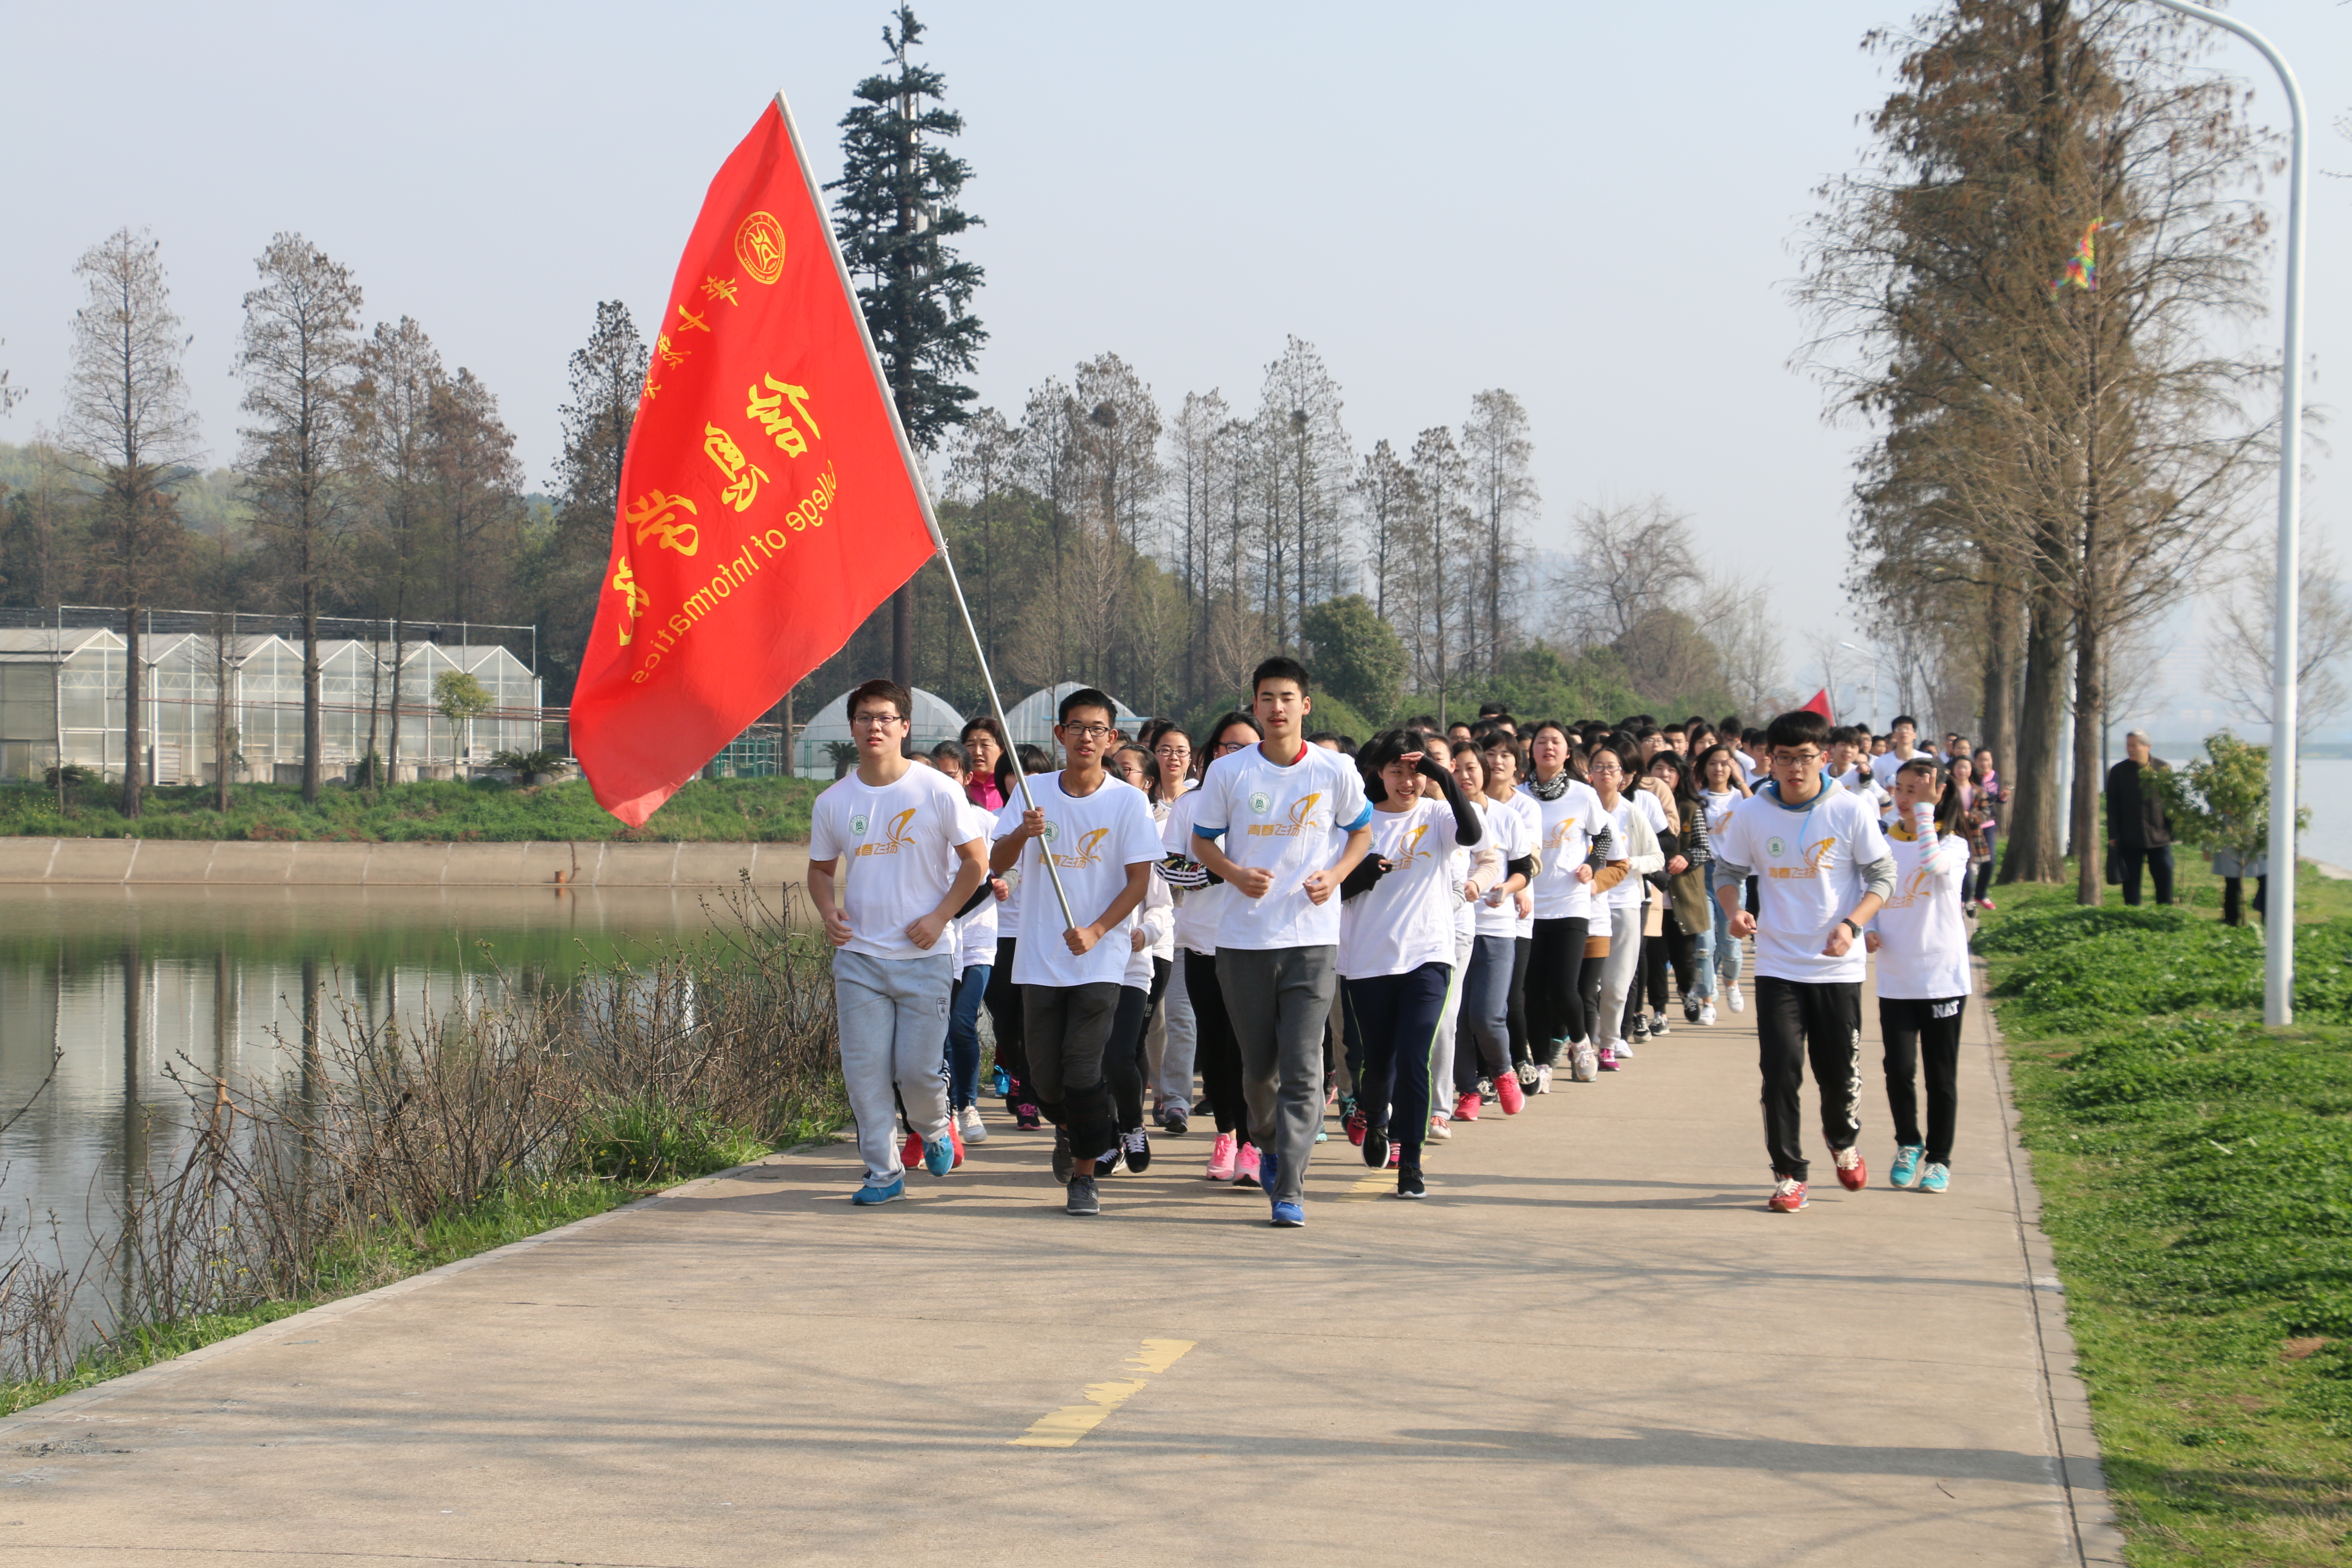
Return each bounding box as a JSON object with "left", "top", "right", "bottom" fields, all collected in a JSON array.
[{"left": 574, "top": 1093, "right": 770, "bottom": 1182}]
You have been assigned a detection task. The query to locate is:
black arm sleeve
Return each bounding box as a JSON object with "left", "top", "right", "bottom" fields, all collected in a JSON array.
[
  {"left": 953, "top": 876, "right": 998, "bottom": 920},
  {"left": 1506, "top": 854, "right": 1535, "bottom": 882},
  {"left": 1341, "top": 855, "right": 1391, "bottom": 901},
  {"left": 1656, "top": 826, "right": 1682, "bottom": 862},
  {"left": 1419, "top": 757, "right": 1482, "bottom": 846},
  {"left": 1586, "top": 824, "right": 1616, "bottom": 872}
]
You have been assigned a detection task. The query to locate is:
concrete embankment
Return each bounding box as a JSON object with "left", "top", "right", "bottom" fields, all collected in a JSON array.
[{"left": 0, "top": 838, "right": 809, "bottom": 888}]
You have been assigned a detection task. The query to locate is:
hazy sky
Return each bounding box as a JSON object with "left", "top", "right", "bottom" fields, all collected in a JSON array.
[{"left": 2, "top": 0, "right": 2344, "bottom": 713}]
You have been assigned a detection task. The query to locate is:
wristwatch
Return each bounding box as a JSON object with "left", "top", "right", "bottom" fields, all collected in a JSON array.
[{"left": 1841, "top": 918, "right": 1864, "bottom": 939}]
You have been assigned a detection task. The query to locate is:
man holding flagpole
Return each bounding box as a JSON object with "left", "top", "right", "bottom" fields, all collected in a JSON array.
[{"left": 808, "top": 678, "right": 989, "bottom": 1205}]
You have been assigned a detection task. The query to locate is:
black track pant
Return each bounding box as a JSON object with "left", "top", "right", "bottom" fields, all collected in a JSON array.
[
  {"left": 1880, "top": 995, "right": 1964, "bottom": 1167},
  {"left": 1527, "top": 917, "right": 1590, "bottom": 1063},
  {"left": 1183, "top": 949, "right": 1248, "bottom": 1139},
  {"left": 1754, "top": 976, "right": 1863, "bottom": 1184},
  {"left": 1505, "top": 935, "right": 1533, "bottom": 1066},
  {"left": 1645, "top": 917, "right": 1698, "bottom": 1009},
  {"left": 983, "top": 937, "right": 1029, "bottom": 1102},
  {"left": 1104, "top": 958, "right": 1172, "bottom": 1132}
]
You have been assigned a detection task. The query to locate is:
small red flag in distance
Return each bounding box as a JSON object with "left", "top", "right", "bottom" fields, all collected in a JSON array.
[
  {"left": 573, "top": 98, "right": 940, "bottom": 827},
  {"left": 1801, "top": 689, "right": 1834, "bottom": 721}
]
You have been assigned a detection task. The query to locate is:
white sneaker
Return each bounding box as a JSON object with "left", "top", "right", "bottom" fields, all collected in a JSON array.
[
  {"left": 958, "top": 1103, "right": 988, "bottom": 1143},
  {"left": 1427, "top": 1115, "right": 1452, "bottom": 1140},
  {"left": 1699, "top": 1003, "right": 1718, "bottom": 1026},
  {"left": 1516, "top": 1062, "right": 1540, "bottom": 1089},
  {"left": 1727, "top": 983, "right": 1746, "bottom": 1014},
  {"left": 1614, "top": 1035, "right": 1635, "bottom": 1058},
  {"left": 1536, "top": 1063, "right": 1554, "bottom": 1094},
  {"left": 1570, "top": 1042, "right": 1598, "bottom": 1083}
]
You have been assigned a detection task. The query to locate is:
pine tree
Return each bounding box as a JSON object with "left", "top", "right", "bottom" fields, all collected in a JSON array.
[{"left": 829, "top": 4, "right": 986, "bottom": 687}]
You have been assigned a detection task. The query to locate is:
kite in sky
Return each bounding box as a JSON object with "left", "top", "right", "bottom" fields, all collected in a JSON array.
[{"left": 2050, "top": 219, "right": 2118, "bottom": 293}]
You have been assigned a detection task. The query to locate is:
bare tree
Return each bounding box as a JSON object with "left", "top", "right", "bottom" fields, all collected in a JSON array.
[
  {"left": 59, "top": 229, "right": 202, "bottom": 818},
  {"left": 946, "top": 406, "right": 1017, "bottom": 688},
  {"left": 1402, "top": 427, "right": 1471, "bottom": 724},
  {"left": 1353, "top": 439, "right": 1416, "bottom": 625},
  {"left": 349, "top": 317, "right": 444, "bottom": 780},
  {"left": 1553, "top": 497, "right": 1704, "bottom": 650},
  {"left": 2208, "top": 542, "right": 2352, "bottom": 738},
  {"left": 428, "top": 367, "right": 524, "bottom": 630},
  {"left": 237, "top": 233, "right": 363, "bottom": 804},
  {"left": 1260, "top": 338, "right": 1352, "bottom": 644},
  {"left": 1461, "top": 389, "right": 1539, "bottom": 677}
]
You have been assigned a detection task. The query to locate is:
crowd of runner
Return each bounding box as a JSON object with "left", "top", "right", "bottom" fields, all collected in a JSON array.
[{"left": 805, "top": 659, "right": 2009, "bottom": 1222}]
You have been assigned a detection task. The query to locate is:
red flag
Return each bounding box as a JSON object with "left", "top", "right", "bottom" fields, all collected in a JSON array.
[
  {"left": 572, "top": 98, "right": 939, "bottom": 826},
  {"left": 1801, "top": 689, "right": 1834, "bottom": 720}
]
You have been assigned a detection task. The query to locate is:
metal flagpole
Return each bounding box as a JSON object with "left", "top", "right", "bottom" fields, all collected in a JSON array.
[
  {"left": 2137, "top": 0, "right": 2305, "bottom": 1025},
  {"left": 772, "top": 89, "right": 1078, "bottom": 934}
]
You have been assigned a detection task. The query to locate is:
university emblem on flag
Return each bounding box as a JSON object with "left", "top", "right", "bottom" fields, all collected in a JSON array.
[{"left": 735, "top": 212, "right": 787, "bottom": 284}]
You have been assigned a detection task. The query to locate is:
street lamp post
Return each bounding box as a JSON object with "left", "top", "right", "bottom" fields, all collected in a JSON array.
[
  {"left": 2140, "top": 0, "right": 2306, "bottom": 1025},
  {"left": 1839, "top": 640, "right": 1880, "bottom": 730}
]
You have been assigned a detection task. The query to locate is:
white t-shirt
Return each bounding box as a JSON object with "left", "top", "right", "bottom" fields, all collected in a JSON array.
[
  {"left": 1163, "top": 786, "right": 1225, "bottom": 956},
  {"left": 807, "top": 763, "right": 978, "bottom": 962},
  {"left": 952, "top": 798, "right": 1000, "bottom": 972},
  {"left": 1192, "top": 740, "right": 1374, "bottom": 951},
  {"left": 992, "top": 772, "right": 1162, "bottom": 989},
  {"left": 1126, "top": 863, "right": 1173, "bottom": 988},
  {"left": 1338, "top": 799, "right": 1463, "bottom": 980},
  {"left": 1476, "top": 793, "right": 1536, "bottom": 939},
  {"left": 1870, "top": 748, "right": 1923, "bottom": 790},
  {"left": 1711, "top": 784, "right": 1891, "bottom": 985},
  {"left": 1701, "top": 788, "right": 1742, "bottom": 839},
  {"left": 1491, "top": 790, "right": 1542, "bottom": 938},
  {"left": 1605, "top": 788, "right": 1672, "bottom": 910},
  {"left": 1835, "top": 765, "right": 1893, "bottom": 815},
  {"left": 1521, "top": 778, "right": 1610, "bottom": 921},
  {"left": 1872, "top": 822, "right": 1974, "bottom": 1000}
]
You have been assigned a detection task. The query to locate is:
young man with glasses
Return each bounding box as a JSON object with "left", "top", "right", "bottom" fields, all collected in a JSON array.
[
  {"left": 1188, "top": 658, "right": 1375, "bottom": 1227},
  {"left": 808, "top": 680, "right": 991, "bottom": 1206},
  {"left": 1709, "top": 708, "right": 1896, "bottom": 1213},
  {"left": 991, "top": 688, "right": 1164, "bottom": 1216}
]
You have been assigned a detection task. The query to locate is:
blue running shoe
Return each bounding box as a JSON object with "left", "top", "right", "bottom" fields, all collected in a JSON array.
[
  {"left": 1314, "top": 1124, "right": 1329, "bottom": 1143},
  {"left": 922, "top": 1133, "right": 955, "bottom": 1177},
  {"left": 1890, "top": 1144, "right": 1925, "bottom": 1189},
  {"left": 852, "top": 1176, "right": 905, "bottom": 1206},
  {"left": 1270, "top": 1199, "right": 1305, "bottom": 1227},
  {"left": 1920, "top": 1162, "right": 1950, "bottom": 1194},
  {"left": 1260, "top": 1139, "right": 1280, "bottom": 1195},
  {"left": 991, "top": 1064, "right": 1011, "bottom": 1098}
]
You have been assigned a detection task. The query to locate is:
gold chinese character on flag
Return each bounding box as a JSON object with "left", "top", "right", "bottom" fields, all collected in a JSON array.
[
  {"left": 626, "top": 490, "right": 701, "bottom": 556},
  {"left": 701, "top": 423, "right": 769, "bottom": 511}
]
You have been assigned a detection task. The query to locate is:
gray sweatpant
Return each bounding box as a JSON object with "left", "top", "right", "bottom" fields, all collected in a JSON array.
[
  {"left": 833, "top": 948, "right": 955, "bottom": 1186},
  {"left": 1214, "top": 945, "right": 1337, "bottom": 1205},
  {"left": 1594, "top": 903, "right": 1644, "bottom": 1049}
]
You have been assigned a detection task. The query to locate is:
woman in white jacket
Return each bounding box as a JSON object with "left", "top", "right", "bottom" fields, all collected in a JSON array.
[
  {"left": 1866, "top": 756, "right": 1973, "bottom": 1194},
  {"left": 1581, "top": 741, "right": 1666, "bottom": 1076}
]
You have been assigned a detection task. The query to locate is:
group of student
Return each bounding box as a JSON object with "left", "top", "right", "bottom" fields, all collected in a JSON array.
[{"left": 804, "top": 659, "right": 1991, "bottom": 1222}]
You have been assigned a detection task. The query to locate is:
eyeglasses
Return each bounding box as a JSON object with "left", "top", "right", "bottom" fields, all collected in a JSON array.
[
  {"left": 1153, "top": 745, "right": 1191, "bottom": 759},
  {"left": 1772, "top": 750, "right": 1824, "bottom": 765},
  {"left": 1060, "top": 722, "right": 1115, "bottom": 741},
  {"left": 1211, "top": 740, "right": 1250, "bottom": 755},
  {"left": 851, "top": 712, "right": 905, "bottom": 728}
]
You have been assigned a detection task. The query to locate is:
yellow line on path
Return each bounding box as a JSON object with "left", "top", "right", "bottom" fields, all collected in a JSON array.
[
  {"left": 1348, "top": 1169, "right": 1393, "bottom": 1197},
  {"left": 1010, "top": 1338, "right": 1196, "bottom": 1448}
]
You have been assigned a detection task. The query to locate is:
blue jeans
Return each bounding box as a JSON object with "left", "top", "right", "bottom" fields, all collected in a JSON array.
[
  {"left": 1455, "top": 934, "right": 1516, "bottom": 1089},
  {"left": 943, "top": 963, "right": 990, "bottom": 1109},
  {"left": 1685, "top": 916, "right": 1717, "bottom": 1002},
  {"left": 1341, "top": 962, "right": 1451, "bottom": 1164},
  {"left": 1706, "top": 865, "right": 1743, "bottom": 988}
]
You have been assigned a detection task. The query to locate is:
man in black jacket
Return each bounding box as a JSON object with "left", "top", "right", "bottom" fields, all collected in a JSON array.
[{"left": 2105, "top": 732, "right": 2174, "bottom": 906}]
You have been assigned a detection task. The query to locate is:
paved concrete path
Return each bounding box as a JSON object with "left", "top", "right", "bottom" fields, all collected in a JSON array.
[{"left": 0, "top": 965, "right": 2110, "bottom": 1567}]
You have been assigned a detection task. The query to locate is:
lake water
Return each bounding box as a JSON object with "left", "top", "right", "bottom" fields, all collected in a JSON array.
[
  {"left": 0, "top": 884, "right": 741, "bottom": 1325},
  {"left": 2302, "top": 758, "right": 2352, "bottom": 872}
]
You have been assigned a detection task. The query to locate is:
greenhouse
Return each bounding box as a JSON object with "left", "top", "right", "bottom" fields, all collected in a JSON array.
[
  {"left": 0, "top": 628, "right": 543, "bottom": 784},
  {"left": 792, "top": 686, "right": 965, "bottom": 777},
  {"left": 1000, "top": 682, "right": 1142, "bottom": 749}
]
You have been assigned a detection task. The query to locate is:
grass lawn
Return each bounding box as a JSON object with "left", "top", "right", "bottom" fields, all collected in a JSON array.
[
  {"left": 1980, "top": 854, "right": 2352, "bottom": 1566},
  {"left": 0, "top": 775, "right": 819, "bottom": 842}
]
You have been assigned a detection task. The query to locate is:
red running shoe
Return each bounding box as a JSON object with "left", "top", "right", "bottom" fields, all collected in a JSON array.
[
  {"left": 1768, "top": 1177, "right": 1808, "bottom": 1213},
  {"left": 949, "top": 1121, "right": 965, "bottom": 1170},
  {"left": 1345, "top": 1108, "right": 1368, "bottom": 1146},
  {"left": 1833, "top": 1147, "right": 1868, "bottom": 1191},
  {"left": 1496, "top": 1072, "right": 1526, "bottom": 1116},
  {"left": 900, "top": 1130, "right": 922, "bottom": 1170},
  {"left": 1454, "top": 1091, "right": 1482, "bottom": 1122}
]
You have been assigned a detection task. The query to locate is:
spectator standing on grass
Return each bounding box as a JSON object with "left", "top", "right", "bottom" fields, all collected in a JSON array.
[
  {"left": 2105, "top": 732, "right": 2175, "bottom": 907},
  {"left": 808, "top": 679, "right": 990, "bottom": 1207}
]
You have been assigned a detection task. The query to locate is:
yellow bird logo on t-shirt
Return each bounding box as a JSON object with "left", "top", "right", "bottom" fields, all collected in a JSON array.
[
  {"left": 854, "top": 806, "right": 920, "bottom": 857},
  {"left": 1247, "top": 793, "right": 1326, "bottom": 838}
]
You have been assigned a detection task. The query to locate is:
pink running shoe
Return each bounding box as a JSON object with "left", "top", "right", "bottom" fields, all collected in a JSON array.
[
  {"left": 1598, "top": 1044, "right": 1620, "bottom": 1072},
  {"left": 1454, "top": 1091, "right": 1482, "bottom": 1122},
  {"left": 1386, "top": 1141, "right": 1402, "bottom": 1168},
  {"left": 1206, "top": 1131, "right": 1238, "bottom": 1182},
  {"left": 1496, "top": 1072, "right": 1526, "bottom": 1115},
  {"left": 1233, "top": 1142, "right": 1263, "bottom": 1188}
]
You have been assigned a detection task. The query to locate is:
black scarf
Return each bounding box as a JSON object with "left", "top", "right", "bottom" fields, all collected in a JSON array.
[{"left": 1528, "top": 769, "right": 1572, "bottom": 802}]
